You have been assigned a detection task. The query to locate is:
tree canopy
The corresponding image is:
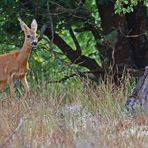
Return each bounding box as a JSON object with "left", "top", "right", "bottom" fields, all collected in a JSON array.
[{"left": 0, "top": 0, "right": 148, "bottom": 82}]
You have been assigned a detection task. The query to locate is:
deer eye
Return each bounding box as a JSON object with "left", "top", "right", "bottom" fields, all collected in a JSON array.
[{"left": 27, "top": 35, "right": 31, "bottom": 38}]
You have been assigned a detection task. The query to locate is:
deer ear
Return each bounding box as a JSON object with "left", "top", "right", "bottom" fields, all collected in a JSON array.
[
  {"left": 31, "top": 19, "right": 37, "bottom": 32},
  {"left": 18, "top": 18, "right": 30, "bottom": 32}
]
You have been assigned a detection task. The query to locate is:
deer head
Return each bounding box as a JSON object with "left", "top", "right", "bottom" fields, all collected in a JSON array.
[{"left": 18, "top": 18, "right": 38, "bottom": 47}]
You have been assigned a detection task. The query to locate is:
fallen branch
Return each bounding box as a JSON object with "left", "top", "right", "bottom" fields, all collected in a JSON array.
[
  {"left": 48, "top": 71, "right": 100, "bottom": 83},
  {"left": 48, "top": 67, "right": 145, "bottom": 83},
  {"left": 127, "top": 68, "right": 144, "bottom": 77}
]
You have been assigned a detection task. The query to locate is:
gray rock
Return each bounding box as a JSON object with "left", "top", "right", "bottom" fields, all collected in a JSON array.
[{"left": 126, "top": 66, "right": 148, "bottom": 113}]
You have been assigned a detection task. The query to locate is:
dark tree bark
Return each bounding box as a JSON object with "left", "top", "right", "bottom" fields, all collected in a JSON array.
[
  {"left": 95, "top": 0, "right": 129, "bottom": 71},
  {"left": 126, "top": 4, "right": 148, "bottom": 68},
  {"left": 95, "top": 1, "right": 148, "bottom": 78},
  {"left": 44, "top": 28, "right": 104, "bottom": 80}
]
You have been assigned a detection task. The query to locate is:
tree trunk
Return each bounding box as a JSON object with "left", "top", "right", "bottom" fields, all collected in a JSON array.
[
  {"left": 95, "top": 1, "right": 148, "bottom": 77},
  {"left": 95, "top": 1, "right": 129, "bottom": 72},
  {"left": 126, "top": 4, "right": 148, "bottom": 68}
]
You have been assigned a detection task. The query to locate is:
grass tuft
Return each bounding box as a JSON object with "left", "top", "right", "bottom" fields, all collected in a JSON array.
[{"left": 0, "top": 76, "right": 148, "bottom": 148}]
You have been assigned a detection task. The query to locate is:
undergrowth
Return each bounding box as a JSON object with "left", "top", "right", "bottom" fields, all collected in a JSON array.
[{"left": 0, "top": 76, "right": 148, "bottom": 148}]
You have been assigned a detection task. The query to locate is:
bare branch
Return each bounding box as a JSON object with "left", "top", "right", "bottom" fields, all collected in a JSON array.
[
  {"left": 119, "top": 26, "right": 147, "bottom": 38},
  {"left": 47, "top": 1, "right": 54, "bottom": 44},
  {"left": 68, "top": 23, "right": 81, "bottom": 54},
  {"left": 75, "top": 26, "right": 91, "bottom": 32},
  {"left": 44, "top": 27, "right": 103, "bottom": 78},
  {"left": 48, "top": 0, "right": 90, "bottom": 18},
  {"left": 48, "top": 68, "right": 144, "bottom": 84},
  {"left": 127, "top": 68, "right": 144, "bottom": 77},
  {"left": 48, "top": 70, "right": 102, "bottom": 83}
]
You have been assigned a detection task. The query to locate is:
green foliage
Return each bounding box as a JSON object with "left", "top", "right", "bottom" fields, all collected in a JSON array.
[
  {"left": 30, "top": 38, "right": 85, "bottom": 82},
  {"left": 115, "top": 0, "right": 148, "bottom": 14},
  {"left": 102, "top": 30, "right": 118, "bottom": 47},
  {"left": 0, "top": 0, "right": 147, "bottom": 83},
  {"left": 144, "top": 0, "right": 148, "bottom": 6},
  {"left": 77, "top": 31, "right": 101, "bottom": 63},
  {"left": 0, "top": 0, "right": 102, "bottom": 83}
]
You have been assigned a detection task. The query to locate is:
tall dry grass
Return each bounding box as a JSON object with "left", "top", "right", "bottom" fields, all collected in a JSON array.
[{"left": 0, "top": 76, "right": 148, "bottom": 148}]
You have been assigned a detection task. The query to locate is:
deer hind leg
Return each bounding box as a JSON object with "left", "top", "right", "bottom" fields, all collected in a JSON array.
[
  {"left": 7, "top": 77, "right": 16, "bottom": 98},
  {"left": 0, "top": 81, "right": 6, "bottom": 92},
  {"left": 20, "top": 76, "right": 29, "bottom": 99},
  {"left": 0, "top": 81, "right": 7, "bottom": 107}
]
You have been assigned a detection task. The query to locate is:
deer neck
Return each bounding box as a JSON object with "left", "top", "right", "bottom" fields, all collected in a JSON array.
[{"left": 17, "top": 42, "right": 33, "bottom": 63}]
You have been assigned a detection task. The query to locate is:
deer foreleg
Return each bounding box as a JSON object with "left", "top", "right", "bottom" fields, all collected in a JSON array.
[
  {"left": 20, "top": 76, "right": 29, "bottom": 99},
  {"left": 7, "top": 77, "right": 16, "bottom": 98}
]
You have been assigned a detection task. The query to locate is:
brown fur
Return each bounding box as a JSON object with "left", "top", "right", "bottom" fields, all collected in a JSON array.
[{"left": 0, "top": 19, "right": 38, "bottom": 98}]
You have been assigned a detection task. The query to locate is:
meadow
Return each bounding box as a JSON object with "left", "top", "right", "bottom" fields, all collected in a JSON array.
[
  {"left": 0, "top": 75, "right": 148, "bottom": 148},
  {"left": 0, "top": 1, "right": 148, "bottom": 148}
]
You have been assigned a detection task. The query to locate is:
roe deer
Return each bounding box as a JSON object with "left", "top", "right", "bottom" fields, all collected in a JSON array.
[{"left": 0, "top": 18, "right": 38, "bottom": 98}]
